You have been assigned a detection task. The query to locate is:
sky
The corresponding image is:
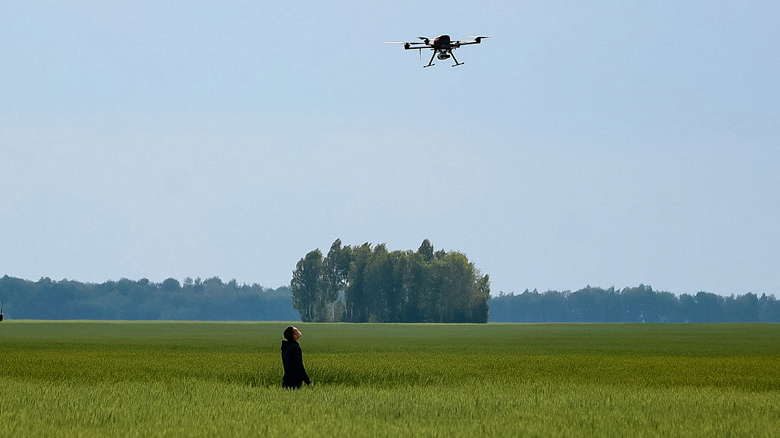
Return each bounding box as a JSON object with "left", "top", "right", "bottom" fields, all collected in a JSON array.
[{"left": 2, "top": 1, "right": 779, "bottom": 296}]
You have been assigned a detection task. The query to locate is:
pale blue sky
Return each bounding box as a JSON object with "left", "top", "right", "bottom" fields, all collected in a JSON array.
[{"left": 2, "top": 1, "right": 778, "bottom": 296}]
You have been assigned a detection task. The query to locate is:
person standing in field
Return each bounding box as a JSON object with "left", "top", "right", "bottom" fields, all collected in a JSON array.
[{"left": 281, "top": 326, "right": 312, "bottom": 389}]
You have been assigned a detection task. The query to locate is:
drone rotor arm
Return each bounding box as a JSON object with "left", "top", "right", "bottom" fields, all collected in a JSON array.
[
  {"left": 385, "top": 41, "right": 432, "bottom": 50},
  {"left": 463, "top": 36, "right": 490, "bottom": 44}
]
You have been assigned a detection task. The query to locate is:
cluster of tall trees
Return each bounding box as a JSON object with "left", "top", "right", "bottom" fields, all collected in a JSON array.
[
  {"left": 489, "top": 285, "right": 780, "bottom": 323},
  {"left": 291, "top": 239, "right": 490, "bottom": 323},
  {"left": 0, "top": 275, "right": 296, "bottom": 321}
]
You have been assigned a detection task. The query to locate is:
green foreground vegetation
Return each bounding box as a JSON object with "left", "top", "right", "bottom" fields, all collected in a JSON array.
[{"left": 1, "top": 322, "right": 779, "bottom": 437}]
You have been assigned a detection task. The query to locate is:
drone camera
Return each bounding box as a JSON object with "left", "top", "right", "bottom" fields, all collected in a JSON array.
[{"left": 437, "top": 53, "right": 451, "bottom": 60}]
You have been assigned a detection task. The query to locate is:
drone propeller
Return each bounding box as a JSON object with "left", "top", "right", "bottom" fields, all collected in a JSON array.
[
  {"left": 467, "top": 36, "right": 490, "bottom": 43},
  {"left": 417, "top": 36, "right": 430, "bottom": 44},
  {"left": 384, "top": 41, "right": 416, "bottom": 51}
]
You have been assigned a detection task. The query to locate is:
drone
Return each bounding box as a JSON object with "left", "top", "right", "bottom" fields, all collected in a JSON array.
[{"left": 385, "top": 35, "right": 489, "bottom": 68}]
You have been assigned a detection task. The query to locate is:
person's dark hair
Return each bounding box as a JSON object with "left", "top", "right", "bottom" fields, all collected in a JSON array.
[{"left": 283, "top": 326, "right": 296, "bottom": 341}]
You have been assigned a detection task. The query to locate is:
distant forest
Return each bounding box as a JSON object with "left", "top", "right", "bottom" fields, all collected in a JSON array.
[
  {"left": 0, "top": 275, "right": 296, "bottom": 321},
  {"left": 489, "top": 285, "right": 780, "bottom": 323},
  {"left": 1, "top": 275, "right": 778, "bottom": 323}
]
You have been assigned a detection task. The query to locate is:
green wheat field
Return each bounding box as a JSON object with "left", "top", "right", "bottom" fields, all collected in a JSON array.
[{"left": 1, "top": 322, "right": 778, "bottom": 437}]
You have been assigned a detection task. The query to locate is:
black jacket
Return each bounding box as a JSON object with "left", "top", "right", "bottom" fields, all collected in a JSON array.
[{"left": 281, "top": 340, "right": 310, "bottom": 387}]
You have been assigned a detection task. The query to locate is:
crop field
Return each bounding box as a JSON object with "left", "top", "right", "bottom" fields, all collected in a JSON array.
[{"left": 1, "top": 322, "right": 779, "bottom": 437}]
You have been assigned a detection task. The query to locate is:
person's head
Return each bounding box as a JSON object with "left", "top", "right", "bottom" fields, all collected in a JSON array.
[{"left": 283, "top": 326, "right": 302, "bottom": 342}]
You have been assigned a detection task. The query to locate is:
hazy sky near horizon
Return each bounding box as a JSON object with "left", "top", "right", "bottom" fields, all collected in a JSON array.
[{"left": 2, "top": 1, "right": 779, "bottom": 296}]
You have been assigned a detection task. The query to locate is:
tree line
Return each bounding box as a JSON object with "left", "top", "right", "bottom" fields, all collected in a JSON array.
[
  {"left": 0, "top": 275, "right": 296, "bottom": 321},
  {"left": 489, "top": 285, "right": 780, "bottom": 323},
  {"left": 291, "top": 239, "right": 491, "bottom": 323},
  {"left": 3, "top": 274, "right": 777, "bottom": 323}
]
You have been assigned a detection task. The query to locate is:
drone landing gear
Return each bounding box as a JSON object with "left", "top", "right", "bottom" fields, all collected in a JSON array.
[
  {"left": 450, "top": 52, "right": 464, "bottom": 67},
  {"left": 422, "top": 50, "right": 464, "bottom": 68},
  {"left": 423, "top": 50, "right": 436, "bottom": 68}
]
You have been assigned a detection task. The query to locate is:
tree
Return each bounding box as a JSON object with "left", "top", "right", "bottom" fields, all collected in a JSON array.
[
  {"left": 364, "top": 243, "right": 391, "bottom": 322},
  {"left": 726, "top": 293, "right": 759, "bottom": 322},
  {"left": 321, "top": 239, "right": 351, "bottom": 322},
  {"left": 291, "top": 250, "right": 323, "bottom": 322},
  {"left": 693, "top": 291, "right": 725, "bottom": 322},
  {"left": 418, "top": 239, "right": 434, "bottom": 263},
  {"left": 758, "top": 294, "right": 780, "bottom": 322},
  {"left": 404, "top": 252, "right": 428, "bottom": 322},
  {"left": 470, "top": 273, "right": 490, "bottom": 323},
  {"left": 161, "top": 278, "right": 181, "bottom": 293},
  {"left": 387, "top": 251, "right": 412, "bottom": 322},
  {"left": 345, "top": 243, "right": 372, "bottom": 322},
  {"left": 432, "top": 252, "right": 473, "bottom": 322}
]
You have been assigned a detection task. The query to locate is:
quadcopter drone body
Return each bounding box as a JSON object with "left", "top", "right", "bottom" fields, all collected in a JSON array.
[{"left": 385, "top": 35, "right": 489, "bottom": 68}]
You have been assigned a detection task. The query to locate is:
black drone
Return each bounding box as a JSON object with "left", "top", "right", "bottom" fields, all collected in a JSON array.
[{"left": 385, "top": 35, "right": 489, "bottom": 68}]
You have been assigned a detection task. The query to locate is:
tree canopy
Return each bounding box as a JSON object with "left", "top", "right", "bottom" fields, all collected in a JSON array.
[
  {"left": 489, "top": 285, "right": 780, "bottom": 323},
  {"left": 290, "top": 239, "right": 490, "bottom": 323},
  {"left": 0, "top": 275, "right": 296, "bottom": 321}
]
